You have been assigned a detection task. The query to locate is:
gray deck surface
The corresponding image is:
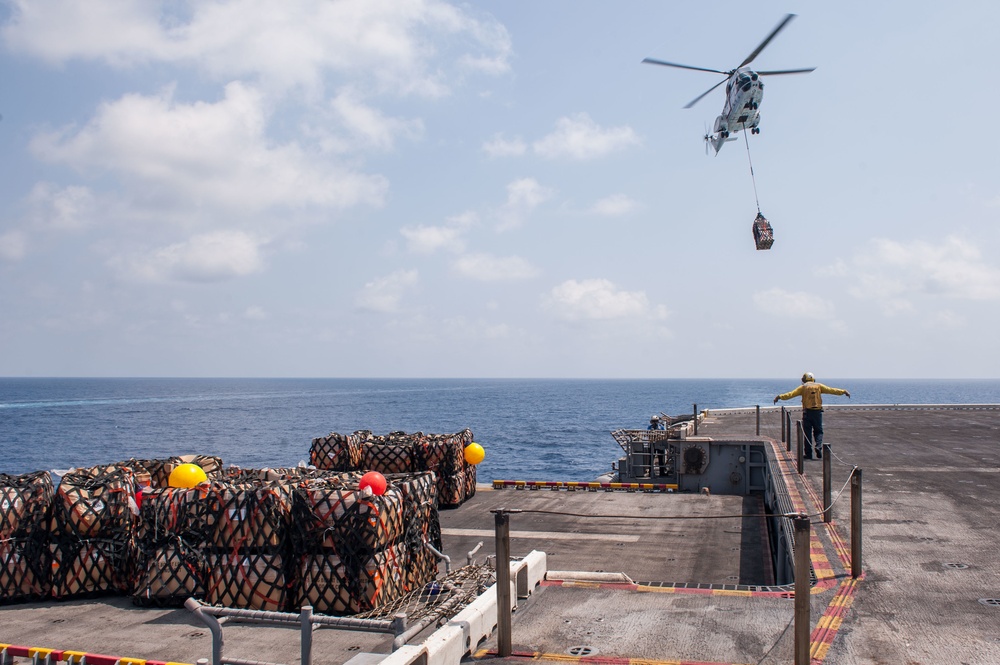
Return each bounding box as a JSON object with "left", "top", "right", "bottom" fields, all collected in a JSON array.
[
  {"left": 3, "top": 405, "right": 1000, "bottom": 665},
  {"left": 470, "top": 405, "right": 1000, "bottom": 665}
]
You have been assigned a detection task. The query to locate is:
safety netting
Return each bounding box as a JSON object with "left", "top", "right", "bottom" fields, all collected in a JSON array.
[{"left": 309, "top": 429, "right": 477, "bottom": 507}]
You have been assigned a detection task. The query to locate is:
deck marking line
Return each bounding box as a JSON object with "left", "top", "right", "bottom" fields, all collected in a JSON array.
[
  {"left": 809, "top": 576, "right": 862, "bottom": 661},
  {"left": 473, "top": 647, "right": 751, "bottom": 665},
  {"left": 442, "top": 527, "right": 641, "bottom": 542},
  {"left": 542, "top": 579, "right": 791, "bottom": 599}
]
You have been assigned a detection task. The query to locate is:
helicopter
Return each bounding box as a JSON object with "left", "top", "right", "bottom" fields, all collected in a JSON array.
[{"left": 642, "top": 14, "right": 814, "bottom": 154}]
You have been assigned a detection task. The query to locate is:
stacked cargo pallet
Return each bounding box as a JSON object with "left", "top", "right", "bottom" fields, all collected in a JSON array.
[
  {"left": 309, "top": 429, "right": 477, "bottom": 507},
  {"left": 48, "top": 465, "right": 140, "bottom": 598},
  {"left": 0, "top": 471, "right": 54, "bottom": 601},
  {"left": 1, "top": 457, "right": 445, "bottom": 617},
  {"left": 134, "top": 469, "right": 290, "bottom": 610},
  {"left": 290, "top": 471, "right": 441, "bottom": 614}
]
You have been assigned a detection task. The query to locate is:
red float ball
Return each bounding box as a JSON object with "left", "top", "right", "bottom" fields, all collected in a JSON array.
[{"left": 359, "top": 471, "right": 387, "bottom": 496}]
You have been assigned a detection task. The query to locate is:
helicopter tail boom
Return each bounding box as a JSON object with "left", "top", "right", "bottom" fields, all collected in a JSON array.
[{"left": 704, "top": 132, "right": 737, "bottom": 155}]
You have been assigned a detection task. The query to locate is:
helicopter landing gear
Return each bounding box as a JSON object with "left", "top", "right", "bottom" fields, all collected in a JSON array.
[{"left": 751, "top": 127, "right": 760, "bottom": 135}]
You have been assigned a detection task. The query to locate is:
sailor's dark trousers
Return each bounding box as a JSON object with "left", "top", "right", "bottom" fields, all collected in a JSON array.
[{"left": 802, "top": 408, "right": 824, "bottom": 458}]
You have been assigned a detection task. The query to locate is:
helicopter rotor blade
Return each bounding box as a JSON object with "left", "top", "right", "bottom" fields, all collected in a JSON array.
[
  {"left": 738, "top": 13, "right": 796, "bottom": 69},
  {"left": 641, "top": 57, "right": 728, "bottom": 75},
  {"left": 756, "top": 67, "right": 816, "bottom": 76},
  {"left": 683, "top": 77, "right": 727, "bottom": 109}
]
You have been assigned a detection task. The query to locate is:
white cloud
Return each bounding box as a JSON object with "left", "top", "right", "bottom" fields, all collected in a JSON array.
[
  {"left": 401, "top": 225, "right": 465, "bottom": 254},
  {"left": 848, "top": 236, "right": 1000, "bottom": 304},
  {"left": 356, "top": 269, "right": 419, "bottom": 313},
  {"left": 452, "top": 253, "right": 539, "bottom": 281},
  {"left": 0, "top": 231, "right": 28, "bottom": 261},
  {"left": 753, "top": 288, "right": 836, "bottom": 320},
  {"left": 117, "top": 230, "right": 266, "bottom": 283},
  {"left": 400, "top": 212, "right": 476, "bottom": 254},
  {"left": 544, "top": 279, "right": 667, "bottom": 321},
  {"left": 482, "top": 134, "right": 527, "bottom": 158},
  {"left": 30, "top": 82, "right": 388, "bottom": 215},
  {"left": 590, "top": 194, "right": 639, "bottom": 217},
  {"left": 497, "top": 178, "right": 553, "bottom": 231},
  {"left": 329, "top": 88, "right": 423, "bottom": 151},
  {"left": 533, "top": 113, "right": 640, "bottom": 160},
  {"left": 27, "top": 183, "right": 96, "bottom": 230},
  {"left": 2, "top": 0, "right": 511, "bottom": 96}
]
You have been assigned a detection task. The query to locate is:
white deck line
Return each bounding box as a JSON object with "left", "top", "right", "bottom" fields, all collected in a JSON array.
[{"left": 441, "top": 528, "right": 640, "bottom": 543}]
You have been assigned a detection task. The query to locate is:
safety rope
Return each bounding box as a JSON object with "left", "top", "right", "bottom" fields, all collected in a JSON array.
[{"left": 742, "top": 123, "right": 761, "bottom": 213}]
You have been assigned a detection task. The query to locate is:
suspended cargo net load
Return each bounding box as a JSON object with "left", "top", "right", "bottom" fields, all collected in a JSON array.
[
  {"left": 740, "top": 124, "right": 777, "bottom": 251},
  {"left": 309, "top": 429, "right": 477, "bottom": 507},
  {"left": 0, "top": 471, "right": 55, "bottom": 603},
  {"left": 753, "top": 212, "right": 774, "bottom": 250}
]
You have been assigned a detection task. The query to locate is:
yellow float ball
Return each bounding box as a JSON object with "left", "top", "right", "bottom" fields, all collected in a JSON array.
[
  {"left": 168, "top": 463, "right": 208, "bottom": 488},
  {"left": 464, "top": 442, "right": 485, "bottom": 465}
]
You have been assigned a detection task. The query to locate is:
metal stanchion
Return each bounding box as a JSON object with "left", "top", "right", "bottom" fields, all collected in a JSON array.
[
  {"left": 851, "top": 469, "right": 863, "bottom": 579},
  {"left": 796, "top": 421, "right": 804, "bottom": 475},
  {"left": 756, "top": 405, "right": 760, "bottom": 436},
  {"left": 494, "top": 509, "right": 513, "bottom": 657},
  {"left": 822, "top": 444, "right": 832, "bottom": 523},
  {"left": 693, "top": 403, "right": 698, "bottom": 435},
  {"left": 786, "top": 411, "right": 792, "bottom": 451},
  {"left": 300, "top": 606, "right": 313, "bottom": 665},
  {"left": 793, "top": 514, "right": 812, "bottom": 665},
  {"left": 780, "top": 405, "right": 786, "bottom": 442}
]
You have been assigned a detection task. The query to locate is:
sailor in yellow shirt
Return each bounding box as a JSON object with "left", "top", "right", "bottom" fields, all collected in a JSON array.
[{"left": 773, "top": 373, "right": 850, "bottom": 459}]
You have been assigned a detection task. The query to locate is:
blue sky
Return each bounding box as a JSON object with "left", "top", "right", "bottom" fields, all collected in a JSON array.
[{"left": 2, "top": 1, "right": 999, "bottom": 378}]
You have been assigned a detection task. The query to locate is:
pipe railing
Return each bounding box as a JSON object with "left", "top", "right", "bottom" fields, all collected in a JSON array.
[{"left": 185, "top": 599, "right": 406, "bottom": 665}]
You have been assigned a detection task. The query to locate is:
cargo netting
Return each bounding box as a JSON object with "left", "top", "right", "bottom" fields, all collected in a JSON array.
[
  {"left": 1, "top": 471, "right": 55, "bottom": 603},
  {"left": 3, "top": 457, "right": 447, "bottom": 616},
  {"left": 352, "top": 563, "right": 496, "bottom": 627},
  {"left": 289, "top": 471, "right": 441, "bottom": 614},
  {"left": 753, "top": 212, "right": 774, "bottom": 250},
  {"left": 309, "top": 429, "right": 478, "bottom": 507}
]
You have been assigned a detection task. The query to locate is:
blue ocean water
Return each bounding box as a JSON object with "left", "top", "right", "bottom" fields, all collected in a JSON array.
[{"left": 2, "top": 378, "right": 1000, "bottom": 481}]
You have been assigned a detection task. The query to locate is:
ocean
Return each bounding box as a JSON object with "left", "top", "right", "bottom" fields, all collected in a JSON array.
[{"left": 3, "top": 378, "right": 1000, "bottom": 481}]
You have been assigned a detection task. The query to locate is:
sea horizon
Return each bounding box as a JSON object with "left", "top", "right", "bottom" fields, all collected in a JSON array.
[{"left": 4, "top": 377, "right": 1000, "bottom": 480}]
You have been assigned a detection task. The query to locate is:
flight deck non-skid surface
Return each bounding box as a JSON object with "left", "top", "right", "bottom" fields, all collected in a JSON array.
[{"left": 471, "top": 405, "right": 1000, "bottom": 665}]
